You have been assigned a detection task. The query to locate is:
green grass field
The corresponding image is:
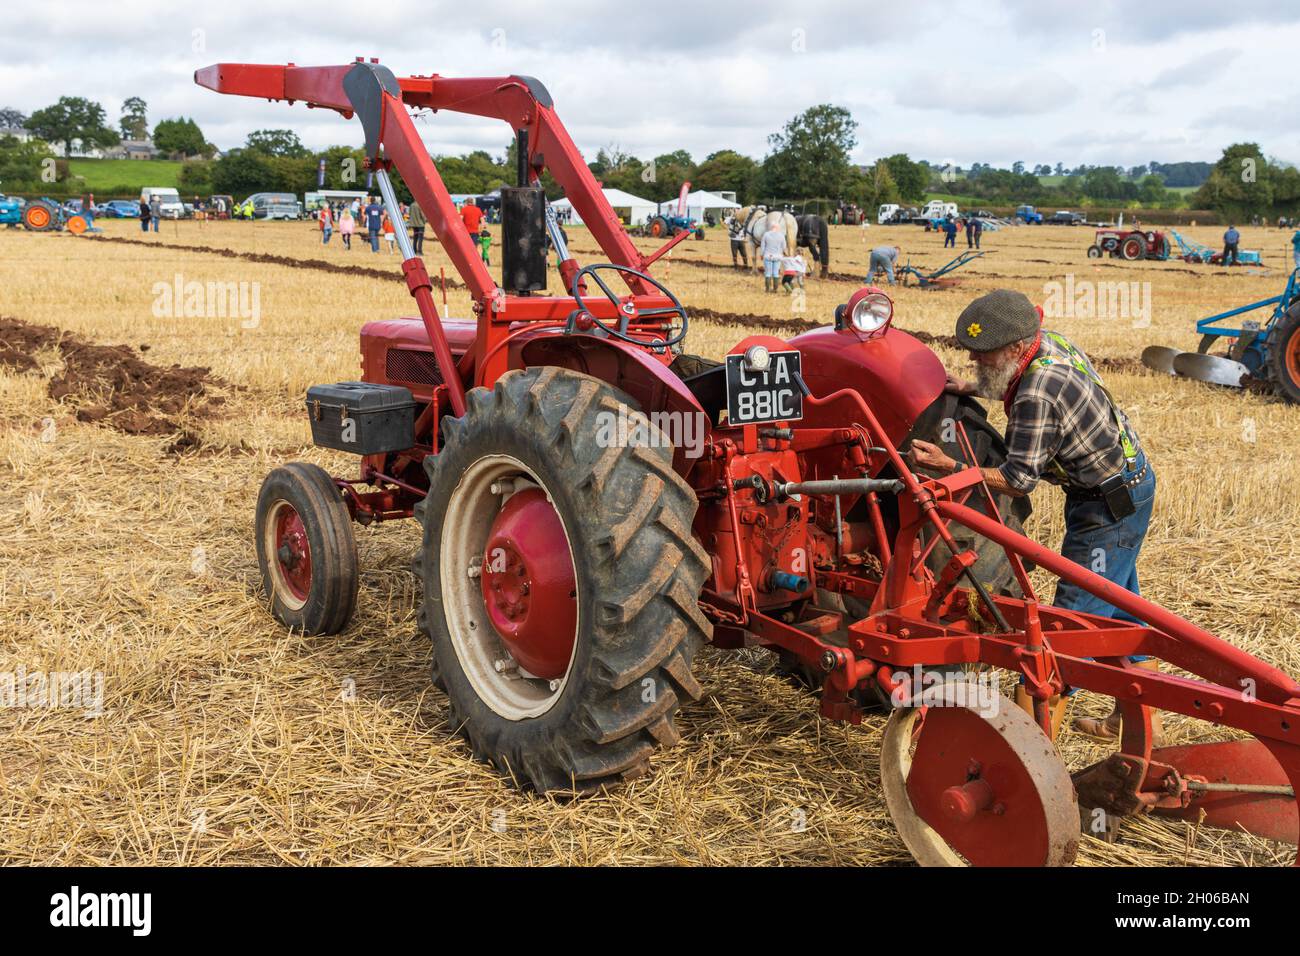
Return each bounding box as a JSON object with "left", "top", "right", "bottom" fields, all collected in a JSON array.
[{"left": 66, "top": 158, "right": 184, "bottom": 193}]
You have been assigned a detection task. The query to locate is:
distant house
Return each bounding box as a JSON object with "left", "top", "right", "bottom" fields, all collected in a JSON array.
[
  {"left": 103, "top": 139, "right": 159, "bottom": 161},
  {"left": 0, "top": 126, "right": 34, "bottom": 143}
]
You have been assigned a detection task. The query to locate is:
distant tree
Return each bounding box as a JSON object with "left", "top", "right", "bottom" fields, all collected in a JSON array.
[
  {"left": 1192, "top": 143, "right": 1273, "bottom": 219},
  {"left": 245, "top": 129, "right": 308, "bottom": 158},
  {"left": 1011, "top": 160, "right": 1025, "bottom": 175},
  {"left": 0, "top": 107, "right": 28, "bottom": 130},
  {"left": 26, "top": 97, "right": 119, "bottom": 155},
  {"left": 1137, "top": 173, "right": 1168, "bottom": 206},
  {"left": 178, "top": 160, "right": 214, "bottom": 197},
  {"left": 1054, "top": 162, "right": 1065, "bottom": 176},
  {"left": 762, "top": 104, "right": 858, "bottom": 200},
  {"left": 154, "top": 118, "right": 209, "bottom": 157},
  {"left": 0, "top": 135, "right": 58, "bottom": 188},
  {"left": 880, "top": 153, "right": 927, "bottom": 202},
  {"left": 211, "top": 148, "right": 275, "bottom": 196},
  {"left": 120, "top": 97, "right": 148, "bottom": 140},
  {"left": 694, "top": 149, "right": 760, "bottom": 204}
]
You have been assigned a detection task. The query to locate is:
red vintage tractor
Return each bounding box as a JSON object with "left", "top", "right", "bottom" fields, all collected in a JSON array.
[
  {"left": 202, "top": 60, "right": 1300, "bottom": 866},
  {"left": 1087, "top": 226, "right": 1171, "bottom": 261}
]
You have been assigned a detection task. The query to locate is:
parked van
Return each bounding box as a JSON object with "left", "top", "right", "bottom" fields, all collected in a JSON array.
[
  {"left": 140, "top": 187, "right": 184, "bottom": 219},
  {"left": 243, "top": 192, "right": 302, "bottom": 220}
]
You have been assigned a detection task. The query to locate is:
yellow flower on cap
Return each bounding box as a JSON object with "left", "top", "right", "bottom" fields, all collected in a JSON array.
[{"left": 967, "top": 322, "right": 982, "bottom": 338}]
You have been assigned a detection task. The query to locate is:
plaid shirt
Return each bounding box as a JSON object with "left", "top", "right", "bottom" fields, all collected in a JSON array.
[{"left": 998, "top": 332, "right": 1140, "bottom": 493}]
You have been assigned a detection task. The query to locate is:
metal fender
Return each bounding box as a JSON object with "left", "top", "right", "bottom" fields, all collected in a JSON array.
[
  {"left": 788, "top": 325, "right": 947, "bottom": 446},
  {"left": 519, "top": 334, "right": 707, "bottom": 477}
]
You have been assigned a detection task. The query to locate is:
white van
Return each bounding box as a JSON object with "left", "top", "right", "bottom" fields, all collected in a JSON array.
[{"left": 141, "top": 187, "right": 185, "bottom": 219}]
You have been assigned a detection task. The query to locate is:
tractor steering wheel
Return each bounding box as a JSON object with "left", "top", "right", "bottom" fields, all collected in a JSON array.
[{"left": 569, "top": 263, "right": 689, "bottom": 350}]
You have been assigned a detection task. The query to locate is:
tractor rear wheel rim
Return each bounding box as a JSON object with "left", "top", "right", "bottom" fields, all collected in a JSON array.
[
  {"left": 440, "top": 454, "right": 579, "bottom": 720},
  {"left": 28, "top": 207, "right": 49, "bottom": 228},
  {"left": 880, "top": 686, "right": 1079, "bottom": 867},
  {"left": 265, "top": 500, "right": 312, "bottom": 610}
]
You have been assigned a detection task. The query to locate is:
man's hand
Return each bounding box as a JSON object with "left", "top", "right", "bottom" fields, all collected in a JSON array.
[
  {"left": 945, "top": 374, "right": 977, "bottom": 396},
  {"left": 907, "top": 439, "right": 957, "bottom": 474}
]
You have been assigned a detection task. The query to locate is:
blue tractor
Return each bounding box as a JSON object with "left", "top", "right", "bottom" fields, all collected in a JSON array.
[
  {"left": 1142, "top": 269, "right": 1300, "bottom": 404},
  {"left": 1014, "top": 204, "right": 1043, "bottom": 225},
  {"left": 0, "top": 194, "right": 93, "bottom": 233}
]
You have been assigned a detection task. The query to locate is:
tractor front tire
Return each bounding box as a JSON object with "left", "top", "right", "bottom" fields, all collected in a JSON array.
[
  {"left": 1268, "top": 303, "right": 1300, "bottom": 405},
  {"left": 416, "top": 367, "right": 711, "bottom": 793},
  {"left": 254, "top": 462, "right": 359, "bottom": 635},
  {"left": 1086, "top": 245, "right": 1101, "bottom": 259}
]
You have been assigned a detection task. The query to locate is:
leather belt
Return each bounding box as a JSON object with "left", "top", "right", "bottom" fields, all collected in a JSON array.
[{"left": 1066, "top": 460, "right": 1148, "bottom": 500}]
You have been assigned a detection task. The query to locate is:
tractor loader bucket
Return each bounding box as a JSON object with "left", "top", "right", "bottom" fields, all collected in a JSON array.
[{"left": 1150, "top": 739, "right": 1298, "bottom": 844}]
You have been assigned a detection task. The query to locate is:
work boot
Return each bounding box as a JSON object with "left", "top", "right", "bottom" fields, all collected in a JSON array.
[
  {"left": 1073, "top": 659, "right": 1164, "bottom": 743},
  {"left": 1014, "top": 684, "right": 1068, "bottom": 740}
]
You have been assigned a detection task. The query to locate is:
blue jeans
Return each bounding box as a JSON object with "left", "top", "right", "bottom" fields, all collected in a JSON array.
[
  {"left": 763, "top": 256, "right": 781, "bottom": 279},
  {"left": 369, "top": 228, "right": 380, "bottom": 252},
  {"left": 1053, "top": 452, "right": 1156, "bottom": 639},
  {"left": 322, "top": 227, "right": 332, "bottom": 244},
  {"left": 151, "top": 217, "right": 159, "bottom": 232},
  {"left": 868, "top": 252, "right": 895, "bottom": 284},
  {"left": 944, "top": 232, "right": 955, "bottom": 247}
]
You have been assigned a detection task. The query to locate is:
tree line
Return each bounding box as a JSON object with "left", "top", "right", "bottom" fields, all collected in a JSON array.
[{"left": 2, "top": 95, "right": 1297, "bottom": 221}]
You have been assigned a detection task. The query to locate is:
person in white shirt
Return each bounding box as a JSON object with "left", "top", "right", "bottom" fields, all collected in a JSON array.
[
  {"left": 759, "top": 222, "right": 787, "bottom": 293},
  {"left": 780, "top": 252, "right": 807, "bottom": 291}
]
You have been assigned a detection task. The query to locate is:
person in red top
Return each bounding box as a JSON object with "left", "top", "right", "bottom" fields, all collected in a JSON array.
[{"left": 460, "top": 200, "right": 484, "bottom": 234}]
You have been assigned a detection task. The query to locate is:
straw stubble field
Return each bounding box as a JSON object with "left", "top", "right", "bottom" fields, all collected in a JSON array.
[{"left": 0, "top": 216, "right": 1296, "bottom": 865}]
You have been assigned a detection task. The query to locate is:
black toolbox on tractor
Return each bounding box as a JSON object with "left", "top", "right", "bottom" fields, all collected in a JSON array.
[{"left": 305, "top": 382, "right": 416, "bottom": 455}]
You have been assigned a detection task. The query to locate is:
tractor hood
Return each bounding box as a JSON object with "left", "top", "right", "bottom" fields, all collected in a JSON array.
[{"left": 787, "top": 324, "right": 947, "bottom": 447}]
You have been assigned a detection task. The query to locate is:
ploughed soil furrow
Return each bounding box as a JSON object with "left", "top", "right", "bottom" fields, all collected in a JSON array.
[
  {"left": 92, "top": 234, "right": 468, "bottom": 289},
  {"left": 0, "top": 315, "right": 224, "bottom": 438}
]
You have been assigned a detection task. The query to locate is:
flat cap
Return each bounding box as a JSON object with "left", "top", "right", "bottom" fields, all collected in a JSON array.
[{"left": 954, "top": 289, "right": 1040, "bottom": 352}]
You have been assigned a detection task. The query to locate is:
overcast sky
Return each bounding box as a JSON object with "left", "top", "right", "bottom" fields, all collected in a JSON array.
[{"left": 3, "top": 0, "right": 1297, "bottom": 170}]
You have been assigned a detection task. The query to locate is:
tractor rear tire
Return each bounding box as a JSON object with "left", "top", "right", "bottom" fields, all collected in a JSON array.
[
  {"left": 1267, "top": 303, "right": 1300, "bottom": 405},
  {"left": 254, "top": 462, "right": 359, "bottom": 635},
  {"left": 648, "top": 216, "right": 668, "bottom": 239},
  {"left": 415, "top": 367, "right": 711, "bottom": 794},
  {"left": 22, "top": 200, "right": 58, "bottom": 232},
  {"left": 1120, "top": 236, "right": 1144, "bottom": 261}
]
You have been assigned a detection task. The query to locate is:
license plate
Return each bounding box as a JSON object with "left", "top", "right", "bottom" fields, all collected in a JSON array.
[{"left": 724, "top": 350, "right": 803, "bottom": 425}]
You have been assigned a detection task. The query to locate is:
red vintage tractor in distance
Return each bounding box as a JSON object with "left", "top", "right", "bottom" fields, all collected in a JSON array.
[
  {"left": 1087, "top": 226, "right": 1171, "bottom": 261},
  {"left": 202, "top": 60, "right": 1300, "bottom": 866}
]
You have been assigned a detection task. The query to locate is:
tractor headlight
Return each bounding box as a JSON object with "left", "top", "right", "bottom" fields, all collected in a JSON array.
[
  {"left": 743, "top": 344, "right": 771, "bottom": 371},
  {"left": 843, "top": 287, "right": 894, "bottom": 336}
]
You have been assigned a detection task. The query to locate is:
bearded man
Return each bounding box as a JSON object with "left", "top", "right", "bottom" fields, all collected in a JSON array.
[{"left": 907, "top": 289, "right": 1158, "bottom": 740}]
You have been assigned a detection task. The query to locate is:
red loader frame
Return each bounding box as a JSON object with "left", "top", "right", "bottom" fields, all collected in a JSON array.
[{"left": 200, "top": 59, "right": 1300, "bottom": 864}]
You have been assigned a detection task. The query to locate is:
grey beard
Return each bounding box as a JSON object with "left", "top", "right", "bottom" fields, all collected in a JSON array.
[{"left": 975, "top": 359, "right": 1019, "bottom": 399}]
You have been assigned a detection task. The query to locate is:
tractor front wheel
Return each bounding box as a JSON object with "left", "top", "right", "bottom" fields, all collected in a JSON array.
[
  {"left": 1268, "top": 303, "right": 1300, "bottom": 404},
  {"left": 416, "top": 367, "right": 711, "bottom": 793},
  {"left": 254, "top": 462, "right": 359, "bottom": 635},
  {"left": 1085, "top": 245, "right": 1101, "bottom": 259}
]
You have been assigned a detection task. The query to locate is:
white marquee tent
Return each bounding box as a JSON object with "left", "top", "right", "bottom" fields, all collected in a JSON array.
[
  {"left": 552, "top": 188, "right": 658, "bottom": 227},
  {"left": 683, "top": 189, "right": 740, "bottom": 223}
]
